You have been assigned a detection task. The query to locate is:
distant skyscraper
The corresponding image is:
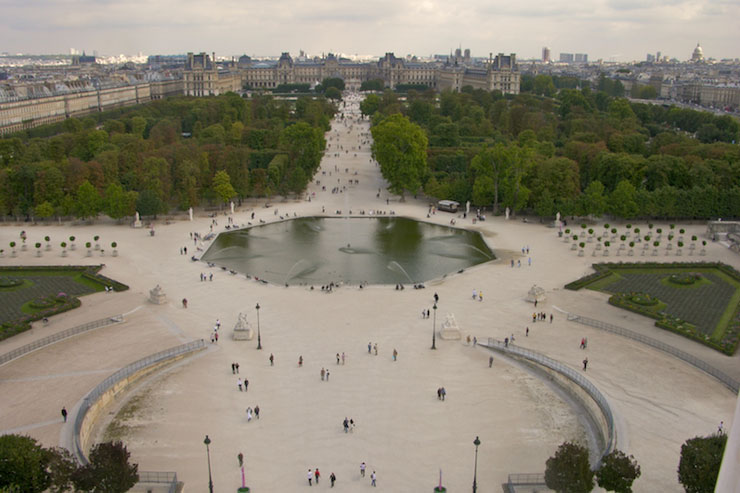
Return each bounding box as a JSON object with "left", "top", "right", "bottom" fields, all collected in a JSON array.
[
  {"left": 542, "top": 47, "right": 551, "bottom": 63},
  {"left": 559, "top": 53, "right": 574, "bottom": 63},
  {"left": 646, "top": 53, "right": 655, "bottom": 62},
  {"left": 575, "top": 53, "right": 588, "bottom": 63}
]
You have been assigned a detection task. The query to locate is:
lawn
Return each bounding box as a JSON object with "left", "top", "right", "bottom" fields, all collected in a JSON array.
[
  {"left": 0, "top": 265, "right": 127, "bottom": 341},
  {"left": 565, "top": 262, "right": 740, "bottom": 355}
]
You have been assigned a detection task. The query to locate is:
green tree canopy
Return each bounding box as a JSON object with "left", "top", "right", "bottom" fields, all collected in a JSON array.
[
  {"left": 677, "top": 433, "right": 727, "bottom": 493},
  {"left": 371, "top": 114, "right": 428, "bottom": 199},
  {"left": 75, "top": 180, "right": 102, "bottom": 220},
  {"left": 0, "top": 434, "right": 53, "bottom": 492},
  {"left": 545, "top": 441, "right": 594, "bottom": 493},
  {"left": 72, "top": 441, "right": 138, "bottom": 493},
  {"left": 596, "top": 450, "right": 641, "bottom": 492},
  {"left": 212, "top": 170, "right": 237, "bottom": 205}
]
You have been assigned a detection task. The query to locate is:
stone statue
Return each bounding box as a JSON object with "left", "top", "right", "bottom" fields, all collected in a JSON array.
[
  {"left": 148, "top": 284, "right": 166, "bottom": 304},
  {"left": 525, "top": 284, "right": 547, "bottom": 303},
  {"left": 556, "top": 211, "right": 561, "bottom": 223},
  {"left": 505, "top": 207, "right": 510, "bottom": 220},
  {"left": 466, "top": 201, "right": 471, "bottom": 215},
  {"left": 230, "top": 201, "right": 235, "bottom": 214},
  {"left": 189, "top": 207, "right": 193, "bottom": 221},
  {"left": 133, "top": 211, "right": 142, "bottom": 229},
  {"left": 233, "top": 312, "right": 254, "bottom": 340},
  {"left": 440, "top": 313, "right": 462, "bottom": 340}
]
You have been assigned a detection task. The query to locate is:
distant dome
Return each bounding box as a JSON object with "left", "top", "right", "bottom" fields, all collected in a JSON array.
[{"left": 692, "top": 43, "right": 704, "bottom": 61}]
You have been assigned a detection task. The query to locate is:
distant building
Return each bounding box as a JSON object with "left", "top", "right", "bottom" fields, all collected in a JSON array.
[
  {"left": 646, "top": 54, "right": 656, "bottom": 63},
  {"left": 71, "top": 52, "right": 96, "bottom": 66},
  {"left": 542, "top": 47, "right": 551, "bottom": 63},
  {"left": 183, "top": 52, "right": 241, "bottom": 96},
  {"left": 691, "top": 43, "right": 704, "bottom": 62},
  {"left": 559, "top": 53, "right": 574, "bottom": 63},
  {"left": 575, "top": 53, "right": 588, "bottom": 63}
]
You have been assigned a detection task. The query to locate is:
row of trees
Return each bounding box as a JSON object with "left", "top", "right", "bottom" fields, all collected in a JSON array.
[
  {"left": 0, "top": 434, "right": 138, "bottom": 493},
  {"left": 365, "top": 82, "right": 740, "bottom": 219},
  {"left": 0, "top": 92, "right": 334, "bottom": 219},
  {"left": 544, "top": 432, "right": 727, "bottom": 493}
]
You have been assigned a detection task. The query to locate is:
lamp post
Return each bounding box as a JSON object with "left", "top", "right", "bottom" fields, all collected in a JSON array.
[
  {"left": 256, "top": 303, "right": 261, "bottom": 350},
  {"left": 472, "top": 436, "right": 480, "bottom": 493},
  {"left": 204, "top": 435, "right": 214, "bottom": 493},
  {"left": 432, "top": 303, "right": 437, "bottom": 350}
]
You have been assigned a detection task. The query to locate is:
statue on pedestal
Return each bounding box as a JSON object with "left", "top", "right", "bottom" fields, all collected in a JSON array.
[
  {"left": 148, "top": 285, "right": 166, "bottom": 305},
  {"left": 233, "top": 312, "right": 254, "bottom": 340}
]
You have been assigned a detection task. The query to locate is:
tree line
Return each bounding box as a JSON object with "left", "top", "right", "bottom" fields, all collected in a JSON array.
[
  {"left": 365, "top": 85, "right": 740, "bottom": 220},
  {"left": 0, "top": 92, "right": 335, "bottom": 219}
]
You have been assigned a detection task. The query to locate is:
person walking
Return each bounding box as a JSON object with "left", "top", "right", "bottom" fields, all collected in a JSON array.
[
  {"left": 238, "top": 452, "right": 244, "bottom": 467},
  {"left": 489, "top": 356, "right": 493, "bottom": 367},
  {"left": 371, "top": 471, "right": 377, "bottom": 486},
  {"left": 254, "top": 405, "right": 260, "bottom": 419},
  {"left": 341, "top": 352, "right": 345, "bottom": 365},
  {"left": 308, "top": 469, "right": 313, "bottom": 486},
  {"left": 336, "top": 353, "right": 340, "bottom": 365},
  {"left": 392, "top": 349, "right": 398, "bottom": 361},
  {"left": 299, "top": 355, "right": 303, "bottom": 367},
  {"left": 237, "top": 378, "right": 243, "bottom": 391},
  {"left": 373, "top": 344, "right": 378, "bottom": 355},
  {"left": 368, "top": 342, "right": 372, "bottom": 354},
  {"left": 326, "top": 370, "right": 330, "bottom": 381},
  {"left": 61, "top": 407, "right": 67, "bottom": 422},
  {"left": 321, "top": 367, "right": 326, "bottom": 381},
  {"left": 269, "top": 353, "right": 274, "bottom": 366},
  {"left": 235, "top": 362, "right": 239, "bottom": 374},
  {"left": 343, "top": 417, "right": 349, "bottom": 433},
  {"left": 314, "top": 468, "right": 320, "bottom": 484},
  {"left": 330, "top": 472, "right": 336, "bottom": 487},
  {"left": 246, "top": 407, "right": 252, "bottom": 422},
  {"left": 583, "top": 357, "right": 588, "bottom": 371},
  {"left": 360, "top": 462, "right": 366, "bottom": 477}
]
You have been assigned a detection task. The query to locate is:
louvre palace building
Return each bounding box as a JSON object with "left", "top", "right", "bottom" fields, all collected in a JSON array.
[{"left": 184, "top": 49, "right": 520, "bottom": 97}]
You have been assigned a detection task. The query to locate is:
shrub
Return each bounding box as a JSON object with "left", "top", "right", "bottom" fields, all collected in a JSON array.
[
  {"left": 111, "top": 242, "right": 117, "bottom": 248},
  {"left": 44, "top": 236, "right": 50, "bottom": 242},
  {"left": 61, "top": 242, "right": 67, "bottom": 249}
]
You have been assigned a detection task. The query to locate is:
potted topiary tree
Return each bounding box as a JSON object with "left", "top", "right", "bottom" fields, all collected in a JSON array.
[
  {"left": 45, "top": 235, "right": 51, "bottom": 251},
  {"left": 679, "top": 228, "right": 685, "bottom": 242},
  {"left": 579, "top": 242, "right": 585, "bottom": 256},
  {"left": 626, "top": 224, "right": 632, "bottom": 236},
  {"left": 604, "top": 240, "right": 611, "bottom": 256},
  {"left": 564, "top": 229, "right": 571, "bottom": 242},
  {"left": 111, "top": 241, "right": 118, "bottom": 257},
  {"left": 677, "top": 241, "right": 684, "bottom": 256},
  {"left": 587, "top": 228, "right": 594, "bottom": 242},
  {"left": 629, "top": 241, "right": 635, "bottom": 256},
  {"left": 634, "top": 227, "right": 641, "bottom": 240},
  {"left": 656, "top": 228, "right": 662, "bottom": 238},
  {"left": 61, "top": 241, "right": 67, "bottom": 257},
  {"left": 94, "top": 235, "right": 101, "bottom": 250},
  {"left": 10, "top": 241, "right": 16, "bottom": 257},
  {"left": 571, "top": 235, "right": 578, "bottom": 250},
  {"left": 69, "top": 236, "right": 76, "bottom": 251},
  {"left": 620, "top": 235, "right": 627, "bottom": 249},
  {"left": 595, "top": 237, "right": 602, "bottom": 251},
  {"left": 653, "top": 240, "right": 660, "bottom": 256},
  {"left": 701, "top": 240, "right": 707, "bottom": 256},
  {"left": 644, "top": 235, "right": 651, "bottom": 250},
  {"left": 85, "top": 241, "right": 92, "bottom": 257},
  {"left": 35, "top": 242, "right": 42, "bottom": 257}
]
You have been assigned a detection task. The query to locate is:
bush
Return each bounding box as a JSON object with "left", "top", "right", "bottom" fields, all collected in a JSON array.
[
  {"left": 545, "top": 442, "right": 594, "bottom": 493},
  {"left": 678, "top": 434, "right": 726, "bottom": 493}
]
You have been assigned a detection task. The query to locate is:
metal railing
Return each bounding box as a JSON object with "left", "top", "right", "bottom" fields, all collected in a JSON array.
[
  {"left": 483, "top": 338, "right": 615, "bottom": 459},
  {"left": 0, "top": 315, "right": 124, "bottom": 367},
  {"left": 568, "top": 313, "right": 739, "bottom": 393},
  {"left": 137, "top": 471, "right": 178, "bottom": 493},
  {"left": 73, "top": 339, "right": 206, "bottom": 465}
]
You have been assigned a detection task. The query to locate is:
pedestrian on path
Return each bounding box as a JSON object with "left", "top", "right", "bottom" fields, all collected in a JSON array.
[
  {"left": 308, "top": 469, "right": 313, "bottom": 486},
  {"left": 299, "top": 355, "right": 303, "bottom": 367},
  {"left": 326, "top": 370, "right": 330, "bottom": 381},
  {"left": 392, "top": 349, "right": 398, "bottom": 361},
  {"left": 330, "top": 472, "right": 336, "bottom": 487},
  {"left": 371, "top": 471, "right": 377, "bottom": 486},
  {"left": 360, "top": 462, "right": 366, "bottom": 477},
  {"left": 61, "top": 407, "right": 67, "bottom": 422},
  {"left": 341, "top": 352, "right": 345, "bottom": 365},
  {"left": 269, "top": 353, "right": 274, "bottom": 366},
  {"left": 238, "top": 378, "right": 243, "bottom": 391},
  {"left": 315, "top": 468, "right": 320, "bottom": 484},
  {"left": 336, "top": 353, "right": 340, "bottom": 364},
  {"left": 374, "top": 344, "right": 378, "bottom": 355},
  {"left": 583, "top": 357, "right": 588, "bottom": 371},
  {"left": 254, "top": 405, "right": 260, "bottom": 419},
  {"left": 344, "top": 417, "right": 349, "bottom": 433},
  {"left": 368, "top": 342, "right": 372, "bottom": 354},
  {"left": 238, "top": 452, "right": 243, "bottom": 467},
  {"left": 321, "top": 367, "right": 326, "bottom": 381},
  {"left": 489, "top": 356, "right": 493, "bottom": 367},
  {"left": 235, "top": 362, "right": 239, "bottom": 374}
]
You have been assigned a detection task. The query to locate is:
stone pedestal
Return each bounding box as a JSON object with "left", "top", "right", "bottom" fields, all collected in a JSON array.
[
  {"left": 233, "top": 312, "right": 254, "bottom": 340},
  {"left": 525, "top": 285, "right": 546, "bottom": 304},
  {"left": 149, "top": 285, "right": 167, "bottom": 305},
  {"left": 439, "top": 313, "right": 461, "bottom": 340}
]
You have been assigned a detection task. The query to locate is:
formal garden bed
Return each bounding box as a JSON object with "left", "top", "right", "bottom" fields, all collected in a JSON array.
[
  {"left": 0, "top": 265, "right": 128, "bottom": 341},
  {"left": 565, "top": 262, "right": 740, "bottom": 355}
]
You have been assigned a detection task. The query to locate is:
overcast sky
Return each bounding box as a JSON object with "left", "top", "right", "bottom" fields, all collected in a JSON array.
[{"left": 1, "top": 0, "right": 738, "bottom": 62}]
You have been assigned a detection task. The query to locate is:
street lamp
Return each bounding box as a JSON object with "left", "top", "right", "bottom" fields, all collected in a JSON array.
[
  {"left": 472, "top": 436, "right": 481, "bottom": 493},
  {"left": 432, "top": 303, "right": 437, "bottom": 350},
  {"left": 255, "top": 303, "right": 261, "bottom": 350},
  {"left": 204, "top": 435, "right": 214, "bottom": 493}
]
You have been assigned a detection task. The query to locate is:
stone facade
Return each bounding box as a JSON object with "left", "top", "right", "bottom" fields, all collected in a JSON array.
[{"left": 0, "top": 79, "right": 183, "bottom": 135}]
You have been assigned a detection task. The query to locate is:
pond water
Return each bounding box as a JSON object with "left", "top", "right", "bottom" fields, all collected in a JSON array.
[{"left": 201, "top": 216, "right": 494, "bottom": 285}]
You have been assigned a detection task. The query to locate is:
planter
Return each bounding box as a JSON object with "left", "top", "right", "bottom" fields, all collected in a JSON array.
[
  {"left": 603, "top": 250, "right": 609, "bottom": 256},
  {"left": 21, "top": 244, "right": 27, "bottom": 251},
  {"left": 112, "top": 250, "right": 118, "bottom": 257},
  {"left": 652, "top": 249, "right": 659, "bottom": 256},
  {"left": 571, "top": 244, "right": 577, "bottom": 250},
  {"left": 676, "top": 249, "right": 682, "bottom": 256},
  {"left": 11, "top": 251, "right": 17, "bottom": 258},
  {"left": 641, "top": 249, "right": 646, "bottom": 256},
  {"left": 36, "top": 251, "right": 42, "bottom": 257},
  {"left": 94, "top": 243, "right": 101, "bottom": 251},
  {"left": 700, "top": 249, "right": 706, "bottom": 256},
  {"left": 628, "top": 249, "right": 634, "bottom": 256},
  {"left": 592, "top": 250, "right": 597, "bottom": 256},
  {"left": 70, "top": 244, "right": 76, "bottom": 251},
  {"left": 237, "top": 488, "right": 251, "bottom": 493},
  {"left": 595, "top": 244, "right": 602, "bottom": 250},
  {"left": 45, "top": 244, "right": 51, "bottom": 251},
  {"left": 434, "top": 488, "right": 447, "bottom": 493},
  {"left": 61, "top": 251, "right": 68, "bottom": 257},
  {"left": 578, "top": 250, "right": 584, "bottom": 257}
]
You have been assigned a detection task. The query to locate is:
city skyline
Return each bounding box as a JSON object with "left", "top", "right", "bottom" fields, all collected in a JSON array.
[{"left": 1, "top": 0, "right": 739, "bottom": 62}]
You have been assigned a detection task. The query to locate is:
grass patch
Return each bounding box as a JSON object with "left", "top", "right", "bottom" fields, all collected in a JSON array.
[
  {"left": 0, "top": 265, "right": 128, "bottom": 341},
  {"left": 566, "top": 262, "right": 740, "bottom": 355},
  {"left": 103, "top": 390, "right": 149, "bottom": 442}
]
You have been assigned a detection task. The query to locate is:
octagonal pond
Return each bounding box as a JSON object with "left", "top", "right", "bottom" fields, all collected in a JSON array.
[{"left": 201, "top": 216, "right": 494, "bottom": 285}]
